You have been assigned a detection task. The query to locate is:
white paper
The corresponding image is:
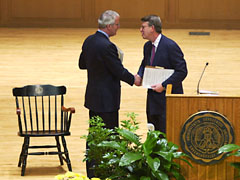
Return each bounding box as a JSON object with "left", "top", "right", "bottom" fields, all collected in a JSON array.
[
  {"left": 116, "top": 46, "right": 124, "bottom": 62},
  {"left": 199, "top": 90, "right": 219, "bottom": 95},
  {"left": 142, "top": 67, "right": 174, "bottom": 89}
]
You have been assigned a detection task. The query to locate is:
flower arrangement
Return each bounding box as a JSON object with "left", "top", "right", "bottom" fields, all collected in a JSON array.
[{"left": 55, "top": 171, "right": 110, "bottom": 180}]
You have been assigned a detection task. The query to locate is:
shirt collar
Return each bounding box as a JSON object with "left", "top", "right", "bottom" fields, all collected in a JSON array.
[
  {"left": 97, "top": 29, "right": 109, "bottom": 38},
  {"left": 152, "top": 34, "right": 162, "bottom": 50}
]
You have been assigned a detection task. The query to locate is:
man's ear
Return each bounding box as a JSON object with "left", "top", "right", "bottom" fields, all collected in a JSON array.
[
  {"left": 106, "top": 24, "right": 111, "bottom": 30},
  {"left": 151, "top": 25, "right": 155, "bottom": 32}
]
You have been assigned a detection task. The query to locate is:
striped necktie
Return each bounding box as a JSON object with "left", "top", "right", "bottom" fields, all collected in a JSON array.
[{"left": 150, "top": 45, "right": 155, "bottom": 65}]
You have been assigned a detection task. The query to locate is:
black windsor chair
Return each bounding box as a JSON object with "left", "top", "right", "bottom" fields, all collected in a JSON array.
[{"left": 12, "top": 84, "right": 75, "bottom": 176}]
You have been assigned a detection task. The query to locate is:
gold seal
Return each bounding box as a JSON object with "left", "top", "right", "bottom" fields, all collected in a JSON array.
[{"left": 180, "top": 111, "right": 234, "bottom": 165}]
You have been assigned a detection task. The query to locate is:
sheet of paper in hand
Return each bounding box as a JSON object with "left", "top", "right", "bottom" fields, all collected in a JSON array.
[
  {"left": 142, "top": 66, "right": 174, "bottom": 89},
  {"left": 116, "top": 46, "right": 124, "bottom": 62}
]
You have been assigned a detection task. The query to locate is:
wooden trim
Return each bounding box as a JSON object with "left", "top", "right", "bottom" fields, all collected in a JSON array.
[{"left": 1, "top": 0, "right": 240, "bottom": 29}]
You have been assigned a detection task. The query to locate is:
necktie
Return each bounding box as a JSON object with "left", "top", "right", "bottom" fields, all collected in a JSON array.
[{"left": 150, "top": 45, "right": 155, "bottom": 65}]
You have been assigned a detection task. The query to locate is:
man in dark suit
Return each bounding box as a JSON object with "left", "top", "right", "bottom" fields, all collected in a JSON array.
[
  {"left": 135, "top": 15, "right": 188, "bottom": 133},
  {"left": 79, "top": 10, "right": 136, "bottom": 178}
]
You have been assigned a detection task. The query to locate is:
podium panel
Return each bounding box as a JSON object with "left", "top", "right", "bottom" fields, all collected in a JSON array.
[{"left": 166, "top": 94, "right": 240, "bottom": 180}]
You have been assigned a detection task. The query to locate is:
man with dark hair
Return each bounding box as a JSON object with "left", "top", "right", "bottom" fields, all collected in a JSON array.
[
  {"left": 79, "top": 10, "right": 137, "bottom": 178},
  {"left": 135, "top": 15, "right": 188, "bottom": 133}
]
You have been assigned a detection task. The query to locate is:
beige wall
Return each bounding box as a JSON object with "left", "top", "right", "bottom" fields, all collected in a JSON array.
[{"left": 1, "top": 0, "right": 240, "bottom": 29}]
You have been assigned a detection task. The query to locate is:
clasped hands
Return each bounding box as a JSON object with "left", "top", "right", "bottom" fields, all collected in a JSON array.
[
  {"left": 134, "top": 74, "right": 142, "bottom": 86},
  {"left": 134, "top": 74, "right": 165, "bottom": 93}
]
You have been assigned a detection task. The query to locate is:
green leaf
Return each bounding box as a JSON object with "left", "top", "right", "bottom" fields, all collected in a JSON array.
[
  {"left": 118, "top": 129, "right": 140, "bottom": 146},
  {"left": 143, "top": 131, "right": 160, "bottom": 156},
  {"left": 154, "top": 170, "right": 169, "bottom": 180},
  {"left": 157, "top": 138, "right": 169, "bottom": 151},
  {"left": 171, "top": 168, "right": 185, "bottom": 180},
  {"left": 168, "top": 142, "right": 179, "bottom": 152},
  {"left": 228, "top": 151, "right": 240, "bottom": 157},
  {"left": 146, "top": 156, "right": 160, "bottom": 172},
  {"left": 98, "top": 141, "right": 127, "bottom": 152},
  {"left": 178, "top": 158, "right": 193, "bottom": 168},
  {"left": 119, "top": 152, "right": 142, "bottom": 166},
  {"left": 108, "top": 158, "right": 119, "bottom": 165},
  {"left": 140, "top": 176, "right": 151, "bottom": 180},
  {"left": 218, "top": 144, "right": 240, "bottom": 153},
  {"left": 154, "top": 151, "right": 172, "bottom": 162},
  {"left": 121, "top": 112, "right": 139, "bottom": 132},
  {"left": 173, "top": 152, "right": 185, "bottom": 158}
]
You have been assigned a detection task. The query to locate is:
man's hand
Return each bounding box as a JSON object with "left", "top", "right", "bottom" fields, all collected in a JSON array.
[
  {"left": 151, "top": 83, "right": 165, "bottom": 93},
  {"left": 134, "top": 74, "right": 142, "bottom": 86}
]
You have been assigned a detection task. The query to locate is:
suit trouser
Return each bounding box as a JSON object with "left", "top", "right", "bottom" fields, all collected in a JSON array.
[
  {"left": 146, "top": 97, "right": 166, "bottom": 133},
  {"left": 86, "top": 110, "right": 119, "bottom": 178},
  {"left": 147, "top": 112, "right": 166, "bottom": 133}
]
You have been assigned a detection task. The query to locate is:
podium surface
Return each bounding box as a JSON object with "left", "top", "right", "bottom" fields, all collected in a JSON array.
[{"left": 166, "top": 93, "right": 240, "bottom": 180}]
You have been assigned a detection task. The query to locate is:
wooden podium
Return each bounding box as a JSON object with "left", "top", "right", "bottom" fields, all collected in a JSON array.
[{"left": 166, "top": 87, "right": 240, "bottom": 180}]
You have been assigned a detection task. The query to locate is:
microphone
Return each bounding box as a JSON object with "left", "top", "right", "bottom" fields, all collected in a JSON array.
[{"left": 197, "top": 62, "right": 209, "bottom": 94}]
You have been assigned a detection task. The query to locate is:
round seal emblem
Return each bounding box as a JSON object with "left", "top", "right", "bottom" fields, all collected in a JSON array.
[
  {"left": 180, "top": 111, "right": 234, "bottom": 165},
  {"left": 35, "top": 85, "right": 43, "bottom": 95}
]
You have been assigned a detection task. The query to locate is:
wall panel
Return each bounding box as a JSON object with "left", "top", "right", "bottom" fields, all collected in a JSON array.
[
  {"left": 94, "top": 0, "right": 167, "bottom": 27},
  {"left": 0, "top": 0, "right": 92, "bottom": 27},
  {"left": 12, "top": 0, "right": 83, "bottom": 18},
  {"left": 0, "top": 1, "right": 1, "bottom": 23},
  {"left": 174, "top": 0, "right": 240, "bottom": 28},
  {"left": 178, "top": 0, "right": 240, "bottom": 20},
  {"left": 0, "top": 0, "right": 240, "bottom": 29}
]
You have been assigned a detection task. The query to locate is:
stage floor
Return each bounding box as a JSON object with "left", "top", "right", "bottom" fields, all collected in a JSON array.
[{"left": 1, "top": 28, "right": 240, "bottom": 179}]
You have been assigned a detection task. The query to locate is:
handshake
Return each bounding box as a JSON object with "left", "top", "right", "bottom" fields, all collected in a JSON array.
[
  {"left": 134, "top": 74, "right": 142, "bottom": 86},
  {"left": 134, "top": 74, "right": 165, "bottom": 93}
]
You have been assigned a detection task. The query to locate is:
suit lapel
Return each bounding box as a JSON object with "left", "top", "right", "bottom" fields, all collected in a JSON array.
[{"left": 152, "top": 35, "right": 165, "bottom": 66}]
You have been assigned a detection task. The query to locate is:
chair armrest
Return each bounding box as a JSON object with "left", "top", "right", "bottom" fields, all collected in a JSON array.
[
  {"left": 16, "top": 108, "right": 21, "bottom": 115},
  {"left": 62, "top": 106, "right": 75, "bottom": 113}
]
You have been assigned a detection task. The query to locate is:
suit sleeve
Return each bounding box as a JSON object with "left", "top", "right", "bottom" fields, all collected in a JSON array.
[
  {"left": 137, "top": 43, "right": 149, "bottom": 78},
  {"left": 79, "top": 43, "right": 86, "bottom": 69},
  {"left": 102, "top": 43, "right": 135, "bottom": 86},
  {"left": 137, "top": 60, "right": 145, "bottom": 78},
  {"left": 162, "top": 42, "right": 187, "bottom": 88}
]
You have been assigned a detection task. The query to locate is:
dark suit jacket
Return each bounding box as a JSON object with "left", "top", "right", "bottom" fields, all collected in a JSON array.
[
  {"left": 138, "top": 34, "right": 188, "bottom": 115},
  {"left": 79, "top": 31, "right": 135, "bottom": 112}
]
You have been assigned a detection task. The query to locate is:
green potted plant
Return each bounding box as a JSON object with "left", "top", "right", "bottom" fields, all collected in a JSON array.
[
  {"left": 82, "top": 113, "right": 192, "bottom": 180},
  {"left": 218, "top": 144, "right": 240, "bottom": 178}
]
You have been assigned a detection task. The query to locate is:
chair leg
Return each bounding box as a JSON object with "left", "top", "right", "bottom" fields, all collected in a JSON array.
[
  {"left": 18, "top": 138, "right": 26, "bottom": 167},
  {"left": 61, "top": 136, "right": 72, "bottom": 171},
  {"left": 21, "top": 137, "right": 29, "bottom": 176},
  {"left": 55, "top": 136, "right": 64, "bottom": 165}
]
